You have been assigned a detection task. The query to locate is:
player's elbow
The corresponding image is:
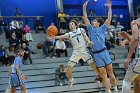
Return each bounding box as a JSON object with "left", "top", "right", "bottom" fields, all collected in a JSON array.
[{"left": 131, "top": 20, "right": 137, "bottom": 26}]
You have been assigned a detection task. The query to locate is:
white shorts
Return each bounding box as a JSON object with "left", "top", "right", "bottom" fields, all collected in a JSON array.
[
  {"left": 68, "top": 48, "right": 93, "bottom": 67},
  {"left": 128, "top": 58, "right": 140, "bottom": 74}
]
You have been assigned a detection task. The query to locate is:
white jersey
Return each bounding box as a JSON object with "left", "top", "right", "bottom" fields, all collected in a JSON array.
[{"left": 65, "top": 28, "right": 87, "bottom": 50}]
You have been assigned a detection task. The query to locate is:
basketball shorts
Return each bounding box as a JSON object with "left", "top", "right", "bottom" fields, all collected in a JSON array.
[
  {"left": 93, "top": 50, "right": 112, "bottom": 68},
  {"left": 68, "top": 48, "right": 94, "bottom": 67},
  {"left": 10, "top": 73, "right": 24, "bottom": 87}
]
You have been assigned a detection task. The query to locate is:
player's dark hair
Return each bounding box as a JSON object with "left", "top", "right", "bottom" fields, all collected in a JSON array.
[
  {"left": 94, "top": 17, "right": 104, "bottom": 26},
  {"left": 70, "top": 20, "right": 78, "bottom": 26}
]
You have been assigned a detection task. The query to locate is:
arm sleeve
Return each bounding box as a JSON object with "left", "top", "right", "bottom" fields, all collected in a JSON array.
[
  {"left": 15, "top": 58, "right": 21, "bottom": 66},
  {"left": 87, "top": 24, "right": 94, "bottom": 37}
]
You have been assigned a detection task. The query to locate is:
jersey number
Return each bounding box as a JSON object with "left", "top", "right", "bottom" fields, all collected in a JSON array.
[{"left": 76, "top": 37, "right": 80, "bottom": 43}]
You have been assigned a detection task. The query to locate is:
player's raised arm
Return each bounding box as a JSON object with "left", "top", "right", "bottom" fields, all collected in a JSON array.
[
  {"left": 104, "top": 0, "right": 112, "bottom": 26},
  {"left": 82, "top": 0, "right": 90, "bottom": 27}
]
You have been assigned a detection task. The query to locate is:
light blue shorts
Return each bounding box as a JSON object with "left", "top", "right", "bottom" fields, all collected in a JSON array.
[
  {"left": 10, "top": 73, "right": 24, "bottom": 87},
  {"left": 93, "top": 50, "right": 112, "bottom": 68}
]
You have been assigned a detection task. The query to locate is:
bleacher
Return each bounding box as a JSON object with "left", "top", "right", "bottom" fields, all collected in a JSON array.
[{"left": 0, "top": 32, "right": 129, "bottom": 93}]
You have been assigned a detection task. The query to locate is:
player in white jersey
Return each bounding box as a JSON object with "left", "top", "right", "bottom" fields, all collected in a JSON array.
[
  {"left": 53, "top": 20, "right": 100, "bottom": 88},
  {"left": 119, "top": 5, "right": 140, "bottom": 93}
]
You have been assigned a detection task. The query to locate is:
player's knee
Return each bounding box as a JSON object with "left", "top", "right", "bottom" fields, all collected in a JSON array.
[{"left": 100, "top": 72, "right": 107, "bottom": 79}]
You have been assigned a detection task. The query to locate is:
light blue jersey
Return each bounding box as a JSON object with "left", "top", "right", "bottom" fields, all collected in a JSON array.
[
  {"left": 10, "top": 56, "right": 24, "bottom": 87},
  {"left": 87, "top": 24, "right": 112, "bottom": 67},
  {"left": 87, "top": 24, "right": 107, "bottom": 51},
  {"left": 12, "top": 56, "right": 23, "bottom": 73}
]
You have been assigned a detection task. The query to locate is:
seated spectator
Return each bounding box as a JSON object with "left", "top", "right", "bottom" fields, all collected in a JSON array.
[
  {"left": 0, "top": 16, "right": 10, "bottom": 39},
  {"left": 9, "top": 33, "right": 20, "bottom": 51},
  {"left": 16, "top": 25, "right": 25, "bottom": 40},
  {"left": 55, "top": 64, "right": 69, "bottom": 86},
  {"left": 55, "top": 38, "right": 68, "bottom": 57},
  {"left": 21, "top": 35, "right": 36, "bottom": 54},
  {"left": 24, "top": 25, "right": 33, "bottom": 41},
  {"left": 43, "top": 37, "right": 55, "bottom": 58},
  {"left": 105, "top": 29, "right": 114, "bottom": 50},
  {"left": 116, "top": 22, "right": 124, "bottom": 32},
  {"left": 0, "top": 45, "right": 8, "bottom": 66},
  {"left": 34, "top": 16, "right": 45, "bottom": 33},
  {"left": 22, "top": 43, "right": 32, "bottom": 64},
  {"left": 10, "top": 19, "right": 19, "bottom": 31},
  {"left": 58, "top": 10, "right": 66, "bottom": 29},
  {"left": 21, "top": 34, "right": 29, "bottom": 46},
  {"left": 59, "top": 29, "right": 66, "bottom": 35},
  {"left": 5, "top": 45, "right": 16, "bottom": 65}
]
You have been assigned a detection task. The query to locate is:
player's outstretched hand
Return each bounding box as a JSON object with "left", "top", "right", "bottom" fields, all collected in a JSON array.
[{"left": 83, "top": 0, "right": 89, "bottom": 9}]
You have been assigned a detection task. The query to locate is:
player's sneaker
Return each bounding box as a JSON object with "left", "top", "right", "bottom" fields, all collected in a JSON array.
[{"left": 67, "top": 79, "right": 76, "bottom": 89}]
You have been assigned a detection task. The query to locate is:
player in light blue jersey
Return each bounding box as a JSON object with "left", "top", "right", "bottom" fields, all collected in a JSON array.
[
  {"left": 10, "top": 48, "right": 28, "bottom": 93},
  {"left": 83, "top": 0, "right": 118, "bottom": 93}
]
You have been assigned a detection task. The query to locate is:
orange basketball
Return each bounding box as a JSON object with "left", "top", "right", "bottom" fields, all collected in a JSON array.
[{"left": 47, "top": 26, "right": 58, "bottom": 37}]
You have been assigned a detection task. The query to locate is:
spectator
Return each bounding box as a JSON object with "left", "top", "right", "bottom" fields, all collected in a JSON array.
[
  {"left": 21, "top": 34, "right": 29, "bottom": 46},
  {"left": 34, "top": 16, "right": 45, "bottom": 33},
  {"left": 5, "top": 46, "right": 16, "bottom": 65},
  {"left": 105, "top": 29, "right": 115, "bottom": 50},
  {"left": 78, "top": 21, "right": 87, "bottom": 31},
  {"left": 59, "top": 28, "right": 67, "bottom": 35},
  {"left": 55, "top": 64, "right": 69, "bottom": 86},
  {"left": 88, "top": 9, "right": 96, "bottom": 22},
  {"left": 15, "top": 7, "right": 23, "bottom": 27},
  {"left": 17, "top": 25, "right": 25, "bottom": 40},
  {"left": 9, "top": 33, "right": 20, "bottom": 51},
  {"left": 22, "top": 43, "right": 32, "bottom": 64},
  {"left": 43, "top": 37, "right": 55, "bottom": 58},
  {"left": 24, "top": 25, "right": 33, "bottom": 41},
  {"left": 0, "top": 45, "right": 8, "bottom": 66},
  {"left": 58, "top": 10, "right": 66, "bottom": 29},
  {"left": 15, "top": 7, "right": 23, "bottom": 17},
  {"left": 10, "top": 19, "right": 19, "bottom": 30},
  {"left": 55, "top": 38, "right": 68, "bottom": 57},
  {"left": 88, "top": 9, "right": 96, "bottom": 17},
  {"left": 0, "top": 16, "right": 10, "bottom": 39},
  {"left": 21, "top": 35, "right": 36, "bottom": 54},
  {"left": 116, "top": 22, "right": 124, "bottom": 32}
]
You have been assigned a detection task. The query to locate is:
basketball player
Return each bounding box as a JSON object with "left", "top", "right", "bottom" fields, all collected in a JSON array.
[
  {"left": 119, "top": 5, "right": 140, "bottom": 93},
  {"left": 52, "top": 20, "right": 100, "bottom": 88},
  {"left": 119, "top": 31, "right": 140, "bottom": 93},
  {"left": 10, "top": 48, "right": 28, "bottom": 93},
  {"left": 82, "top": 0, "right": 118, "bottom": 93}
]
